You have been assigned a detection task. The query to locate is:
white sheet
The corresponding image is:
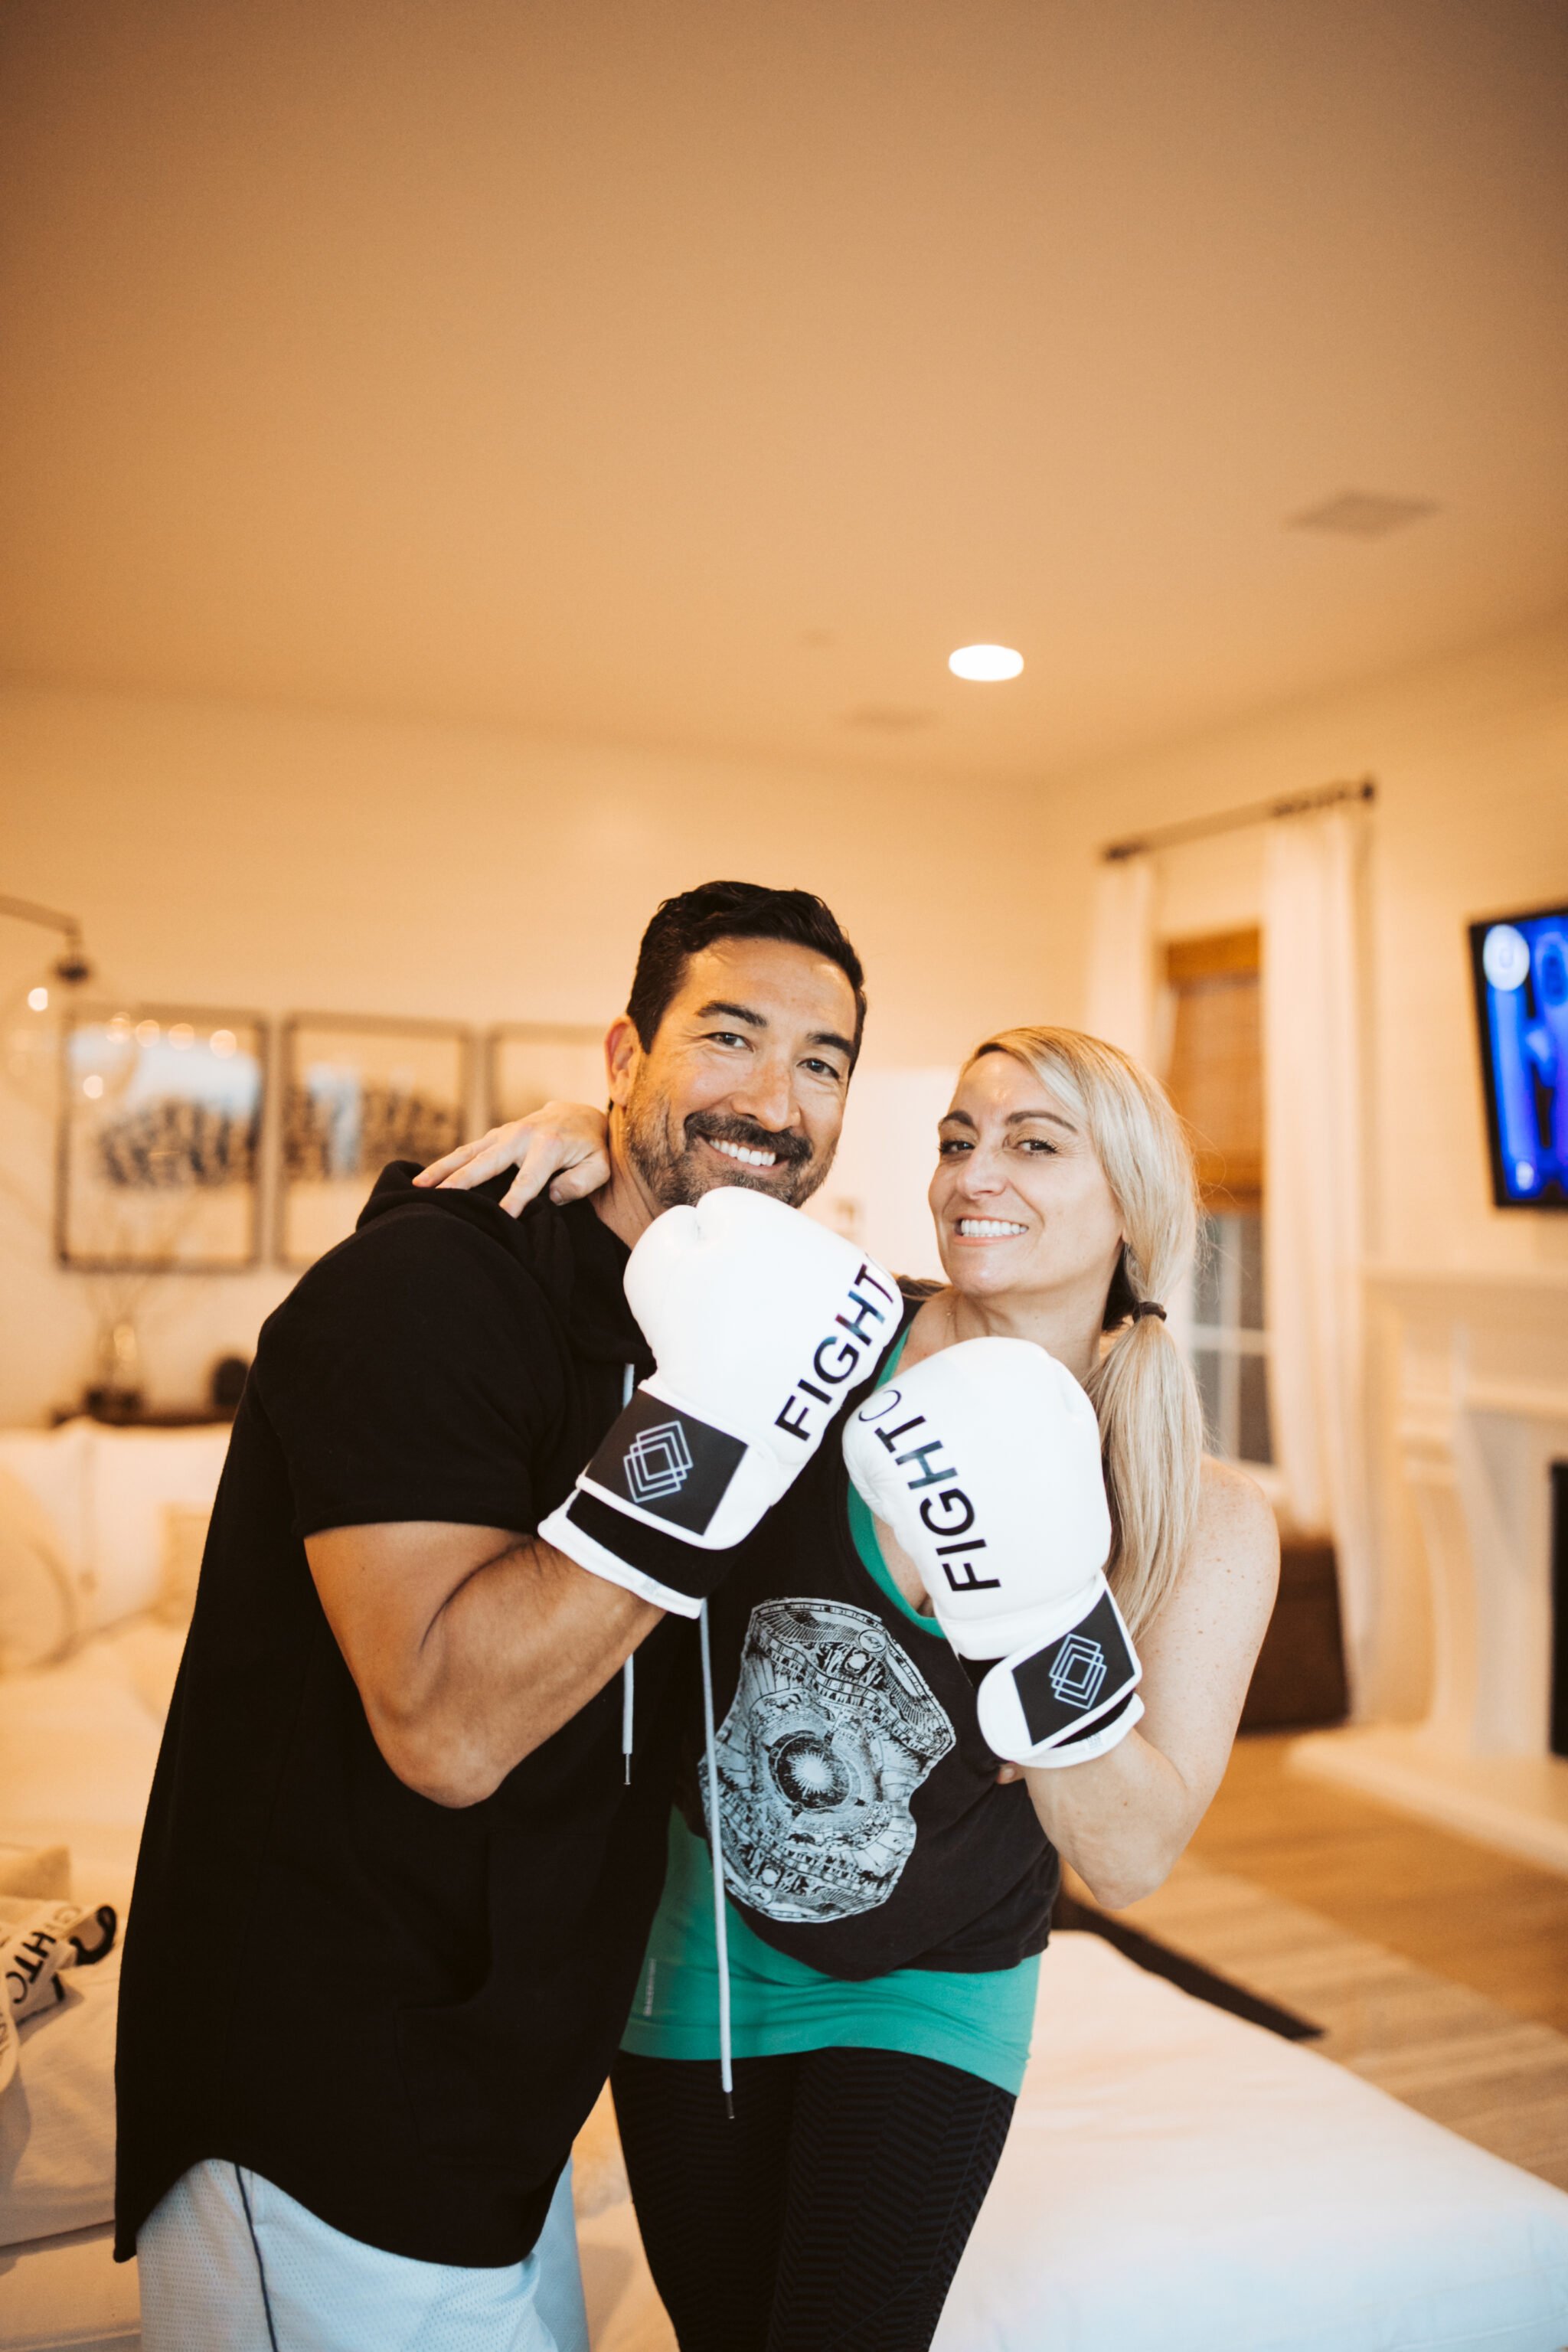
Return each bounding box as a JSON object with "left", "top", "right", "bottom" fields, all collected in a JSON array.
[
  {"left": 0, "top": 1952, "right": 119, "bottom": 2247},
  {"left": 0, "top": 2223, "right": 139, "bottom": 2351},
  {"left": 936, "top": 1932, "right": 1568, "bottom": 2352}
]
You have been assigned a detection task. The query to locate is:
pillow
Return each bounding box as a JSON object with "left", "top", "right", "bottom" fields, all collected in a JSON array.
[
  {"left": 0, "top": 1465, "right": 77, "bottom": 1674},
  {"left": 0, "top": 1845, "right": 71, "bottom": 1899},
  {"left": 83, "top": 1425, "right": 230, "bottom": 1631},
  {"left": 0, "top": 1423, "right": 91, "bottom": 1583},
  {"left": 0, "top": 1942, "right": 119, "bottom": 2245},
  {"left": 157, "top": 1502, "right": 211, "bottom": 1625}
]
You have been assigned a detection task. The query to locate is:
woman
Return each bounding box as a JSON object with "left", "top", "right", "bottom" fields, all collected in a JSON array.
[{"left": 423, "top": 1027, "right": 1279, "bottom": 2351}]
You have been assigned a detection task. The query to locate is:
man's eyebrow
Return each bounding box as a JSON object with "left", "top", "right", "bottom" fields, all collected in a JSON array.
[
  {"left": 694, "top": 999, "right": 766, "bottom": 1029},
  {"left": 808, "top": 1030, "right": 856, "bottom": 1061}
]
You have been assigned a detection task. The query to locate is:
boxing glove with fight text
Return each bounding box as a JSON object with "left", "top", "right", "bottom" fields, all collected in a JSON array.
[
  {"left": 842, "top": 1338, "right": 1144, "bottom": 1768},
  {"left": 542, "top": 1186, "right": 900, "bottom": 1615}
]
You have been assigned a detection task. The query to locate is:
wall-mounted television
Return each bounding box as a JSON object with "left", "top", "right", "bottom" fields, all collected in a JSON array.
[{"left": 1469, "top": 903, "right": 1568, "bottom": 1210}]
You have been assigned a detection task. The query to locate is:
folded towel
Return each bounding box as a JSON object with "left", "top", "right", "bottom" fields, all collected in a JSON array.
[{"left": 0, "top": 1896, "right": 117, "bottom": 2099}]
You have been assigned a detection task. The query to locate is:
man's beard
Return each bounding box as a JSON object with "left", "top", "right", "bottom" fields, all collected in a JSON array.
[{"left": 622, "top": 1085, "right": 827, "bottom": 1213}]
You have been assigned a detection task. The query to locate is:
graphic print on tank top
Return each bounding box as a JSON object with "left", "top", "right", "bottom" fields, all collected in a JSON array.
[{"left": 705, "top": 1598, "right": 956, "bottom": 1922}]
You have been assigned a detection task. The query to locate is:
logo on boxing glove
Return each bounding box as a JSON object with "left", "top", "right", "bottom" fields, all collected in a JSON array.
[
  {"left": 1049, "top": 1632, "right": 1108, "bottom": 1711},
  {"left": 849, "top": 1384, "right": 1003, "bottom": 1595},
  {"left": 624, "top": 1419, "right": 695, "bottom": 1502},
  {"left": 586, "top": 1391, "right": 749, "bottom": 1534}
]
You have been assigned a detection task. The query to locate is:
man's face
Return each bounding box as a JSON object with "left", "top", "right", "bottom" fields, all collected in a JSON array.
[{"left": 609, "top": 936, "right": 858, "bottom": 1214}]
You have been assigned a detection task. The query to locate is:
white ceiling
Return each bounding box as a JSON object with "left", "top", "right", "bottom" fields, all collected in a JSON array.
[{"left": 2, "top": 0, "right": 1565, "bottom": 782}]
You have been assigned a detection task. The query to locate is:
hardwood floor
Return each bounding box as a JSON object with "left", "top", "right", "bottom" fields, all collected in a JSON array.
[
  {"left": 1191, "top": 1732, "right": 1568, "bottom": 2033},
  {"left": 1066, "top": 1729, "right": 1568, "bottom": 2190}
]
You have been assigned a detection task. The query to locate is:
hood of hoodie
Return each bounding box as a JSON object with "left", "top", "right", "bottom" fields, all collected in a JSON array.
[{"left": 355, "top": 1160, "right": 647, "bottom": 1369}]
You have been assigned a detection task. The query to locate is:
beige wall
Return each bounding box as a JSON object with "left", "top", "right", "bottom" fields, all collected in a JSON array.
[{"left": 0, "top": 683, "right": 1073, "bottom": 1426}]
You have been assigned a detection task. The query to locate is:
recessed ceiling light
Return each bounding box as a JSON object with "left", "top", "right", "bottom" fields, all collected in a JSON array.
[
  {"left": 1288, "top": 492, "right": 1440, "bottom": 540},
  {"left": 949, "top": 643, "right": 1024, "bottom": 682}
]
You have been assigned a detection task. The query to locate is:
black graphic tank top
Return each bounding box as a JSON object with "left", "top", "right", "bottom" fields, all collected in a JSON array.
[{"left": 687, "top": 1312, "right": 1061, "bottom": 1981}]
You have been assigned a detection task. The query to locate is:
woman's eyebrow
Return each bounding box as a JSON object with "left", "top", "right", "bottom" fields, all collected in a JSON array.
[
  {"left": 1007, "top": 1107, "right": 1077, "bottom": 1133},
  {"left": 939, "top": 1105, "right": 1077, "bottom": 1133}
]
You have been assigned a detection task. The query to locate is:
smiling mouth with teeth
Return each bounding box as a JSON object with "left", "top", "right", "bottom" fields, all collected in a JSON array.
[
  {"left": 956, "top": 1218, "right": 1028, "bottom": 1238},
  {"left": 710, "top": 1137, "right": 779, "bottom": 1169}
]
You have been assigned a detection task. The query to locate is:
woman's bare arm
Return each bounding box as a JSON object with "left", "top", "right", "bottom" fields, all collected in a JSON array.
[
  {"left": 414, "top": 1099, "right": 611, "bottom": 1216},
  {"left": 1011, "top": 1459, "right": 1279, "bottom": 1906}
]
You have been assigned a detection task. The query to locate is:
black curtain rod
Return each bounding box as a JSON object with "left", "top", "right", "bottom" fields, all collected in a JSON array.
[{"left": 1101, "top": 776, "right": 1375, "bottom": 863}]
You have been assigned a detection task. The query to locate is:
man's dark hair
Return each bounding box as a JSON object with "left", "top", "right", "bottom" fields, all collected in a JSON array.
[{"left": 626, "top": 881, "right": 867, "bottom": 1061}]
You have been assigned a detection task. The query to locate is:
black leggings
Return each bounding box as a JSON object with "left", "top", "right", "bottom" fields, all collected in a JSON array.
[{"left": 609, "top": 2046, "right": 1015, "bottom": 2352}]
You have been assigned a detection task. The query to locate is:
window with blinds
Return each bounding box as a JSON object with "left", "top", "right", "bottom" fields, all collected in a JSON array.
[{"left": 1162, "top": 927, "right": 1273, "bottom": 1466}]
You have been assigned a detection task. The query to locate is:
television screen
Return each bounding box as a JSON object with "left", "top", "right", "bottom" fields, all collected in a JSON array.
[{"left": 1469, "top": 904, "right": 1568, "bottom": 1210}]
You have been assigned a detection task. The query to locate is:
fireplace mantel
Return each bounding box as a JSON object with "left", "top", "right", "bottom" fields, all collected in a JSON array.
[{"left": 1292, "top": 1263, "right": 1568, "bottom": 1875}]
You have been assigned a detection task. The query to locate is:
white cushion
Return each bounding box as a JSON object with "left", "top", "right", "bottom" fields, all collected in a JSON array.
[
  {"left": 0, "top": 1428, "right": 92, "bottom": 1588},
  {"left": 0, "top": 1472, "right": 77, "bottom": 1675},
  {"left": 0, "top": 1849, "right": 71, "bottom": 1900},
  {"left": 82, "top": 1427, "right": 230, "bottom": 1632},
  {"left": 154, "top": 1506, "right": 210, "bottom": 1628},
  {"left": 0, "top": 1946, "right": 119, "bottom": 2248},
  {"left": 0, "top": 2222, "right": 139, "bottom": 2349},
  {"left": 936, "top": 1933, "right": 1568, "bottom": 2352}
]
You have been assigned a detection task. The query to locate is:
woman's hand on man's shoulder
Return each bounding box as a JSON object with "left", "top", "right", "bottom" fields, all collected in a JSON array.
[{"left": 414, "top": 1100, "right": 612, "bottom": 1217}]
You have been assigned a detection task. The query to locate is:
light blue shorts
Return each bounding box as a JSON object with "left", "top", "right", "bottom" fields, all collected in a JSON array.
[{"left": 136, "top": 2155, "right": 588, "bottom": 2352}]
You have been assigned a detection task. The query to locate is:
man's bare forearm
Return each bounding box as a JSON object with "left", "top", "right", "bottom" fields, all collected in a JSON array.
[{"left": 361, "top": 1536, "right": 662, "bottom": 1806}]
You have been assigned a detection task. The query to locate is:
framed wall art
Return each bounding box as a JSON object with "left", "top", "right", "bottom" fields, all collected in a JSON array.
[
  {"left": 487, "top": 1022, "right": 609, "bottom": 1127},
  {"left": 278, "top": 1014, "right": 472, "bottom": 1268},
  {"left": 56, "top": 1006, "right": 267, "bottom": 1271}
]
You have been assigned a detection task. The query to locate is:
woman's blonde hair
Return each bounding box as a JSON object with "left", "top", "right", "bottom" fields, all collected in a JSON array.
[{"left": 967, "top": 1026, "right": 1204, "bottom": 1636}]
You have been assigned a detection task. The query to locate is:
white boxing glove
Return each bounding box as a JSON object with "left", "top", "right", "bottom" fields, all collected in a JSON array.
[
  {"left": 541, "top": 1187, "right": 900, "bottom": 1615},
  {"left": 842, "top": 1338, "right": 1143, "bottom": 1768}
]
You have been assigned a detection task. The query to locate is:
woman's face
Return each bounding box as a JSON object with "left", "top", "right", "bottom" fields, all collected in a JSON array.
[{"left": 929, "top": 1052, "right": 1125, "bottom": 1312}]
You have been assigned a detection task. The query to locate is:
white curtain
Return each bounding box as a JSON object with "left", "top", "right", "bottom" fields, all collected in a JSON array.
[
  {"left": 1084, "top": 854, "right": 1157, "bottom": 1064},
  {"left": 1263, "top": 804, "right": 1374, "bottom": 1707}
]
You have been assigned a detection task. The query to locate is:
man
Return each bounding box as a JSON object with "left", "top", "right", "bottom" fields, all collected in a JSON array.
[{"left": 119, "top": 880, "right": 890, "bottom": 2351}]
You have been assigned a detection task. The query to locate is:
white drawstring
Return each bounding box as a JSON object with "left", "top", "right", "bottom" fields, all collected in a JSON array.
[
  {"left": 699, "top": 1598, "right": 734, "bottom": 2117},
  {"left": 620, "top": 1365, "right": 636, "bottom": 1785},
  {"left": 616, "top": 1364, "right": 730, "bottom": 2107}
]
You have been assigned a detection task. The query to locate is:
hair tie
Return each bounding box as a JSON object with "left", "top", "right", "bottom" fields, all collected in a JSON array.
[{"left": 1130, "top": 1300, "right": 1167, "bottom": 1322}]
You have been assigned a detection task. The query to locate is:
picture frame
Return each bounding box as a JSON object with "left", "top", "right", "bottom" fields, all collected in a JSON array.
[
  {"left": 487, "top": 1021, "right": 609, "bottom": 1128},
  {"left": 56, "top": 1004, "right": 268, "bottom": 1272},
  {"left": 277, "top": 1014, "right": 472, "bottom": 1269}
]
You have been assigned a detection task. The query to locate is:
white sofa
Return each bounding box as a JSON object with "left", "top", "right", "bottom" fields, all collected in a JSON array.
[
  {"left": 2, "top": 1418, "right": 1567, "bottom": 2352},
  {"left": 0, "top": 1419, "right": 229, "bottom": 1910}
]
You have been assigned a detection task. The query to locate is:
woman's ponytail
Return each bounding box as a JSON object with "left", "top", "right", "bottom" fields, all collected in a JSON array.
[{"left": 970, "top": 1027, "right": 1205, "bottom": 1636}]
